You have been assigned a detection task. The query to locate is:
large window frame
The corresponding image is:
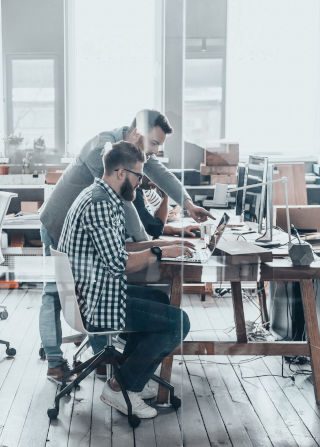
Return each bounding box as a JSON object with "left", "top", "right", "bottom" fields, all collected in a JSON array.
[
  {"left": 184, "top": 38, "right": 227, "bottom": 144},
  {"left": 4, "top": 52, "right": 63, "bottom": 155}
]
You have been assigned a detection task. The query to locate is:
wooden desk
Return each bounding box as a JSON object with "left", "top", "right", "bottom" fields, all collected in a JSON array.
[{"left": 129, "top": 257, "right": 320, "bottom": 405}]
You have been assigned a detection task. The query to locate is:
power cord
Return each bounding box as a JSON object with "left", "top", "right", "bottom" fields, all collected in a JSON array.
[{"left": 240, "top": 356, "right": 295, "bottom": 382}]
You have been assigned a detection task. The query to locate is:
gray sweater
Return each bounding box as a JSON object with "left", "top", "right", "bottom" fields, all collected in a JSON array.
[{"left": 40, "top": 126, "right": 191, "bottom": 244}]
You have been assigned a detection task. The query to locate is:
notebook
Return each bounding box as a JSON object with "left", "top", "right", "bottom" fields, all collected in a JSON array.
[{"left": 162, "top": 212, "right": 230, "bottom": 264}]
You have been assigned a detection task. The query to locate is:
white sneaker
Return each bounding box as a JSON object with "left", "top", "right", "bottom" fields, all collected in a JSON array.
[
  {"left": 139, "top": 381, "right": 157, "bottom": 399},
  {"left": 100, "top": 382, "right": 157, "bottom": 419}
]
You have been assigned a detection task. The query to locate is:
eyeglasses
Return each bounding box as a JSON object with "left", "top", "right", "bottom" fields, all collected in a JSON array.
[{"left": 114, "top": 168, "right": 143, "bottom": 182}]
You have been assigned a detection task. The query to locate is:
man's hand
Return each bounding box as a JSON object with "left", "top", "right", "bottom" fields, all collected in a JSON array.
[
  {"left": 185, "top": 200, "right": 215, "bottom": 223},
  {"left": 179, "top": 225, "right": 201, "bottom": 237},
  {"left": 153, "top": 238, "right": 195, "bottom": 249},
  {"left": 162, "top": 244, "right": 194, "bottom": 259},
  {"left": 166, "top": 224, "right": 200, "bottom": 237}
]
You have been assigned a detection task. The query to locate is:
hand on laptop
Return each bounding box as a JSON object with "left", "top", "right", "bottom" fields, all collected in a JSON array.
[
  {"left": 181, "top": 225, "right": 201, "bottom": 237},
  {"left": 162, "top": 244, "right": 194, "bottom": 259},
  {"left": 165, "top": 224, "right": 200, "bottom": 238},
  {"left": 153, "top": 239, "right": 195, "bottom": 249}
]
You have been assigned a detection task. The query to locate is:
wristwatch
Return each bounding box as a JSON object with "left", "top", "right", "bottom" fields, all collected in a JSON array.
[{"left": 150, "top": 246, "right": 162, "bottom": 261}]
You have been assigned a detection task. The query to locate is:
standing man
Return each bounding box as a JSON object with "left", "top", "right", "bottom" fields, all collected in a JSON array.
[
  {"left": 58, "top": 142, "right": 190, "bottom": 418},
  {"left": 40, "top": 109, "right": 210, "bottom": 382}
]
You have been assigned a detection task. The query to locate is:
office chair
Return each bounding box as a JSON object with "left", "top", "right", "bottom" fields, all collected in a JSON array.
[
  {"left": 47, "top": 248, "right": 181, "bottom": 428},
  {"left": 0, "top": 191, "right": 18, "bottom": 357}
]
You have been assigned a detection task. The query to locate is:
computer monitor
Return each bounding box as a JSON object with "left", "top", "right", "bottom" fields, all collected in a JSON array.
[
  {"left": 242, "top": 156, "right": 268, "bottom": 233},
  {"left": 256, "top": 162, "right": 274, "bottom": 243},
  {"left": 234, "top": 157, "right": 279, "bottom": 245},
  {"left": 235, "top": 164, "right": 246, "bottom": 216}
]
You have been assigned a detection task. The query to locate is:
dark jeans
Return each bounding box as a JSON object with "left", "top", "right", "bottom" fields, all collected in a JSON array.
[
  {"left": 87, "top": 285, "right": 190, "bottom": 392},
  {"left": 89, "top": 285, "right": 170, "bottom": 353}
]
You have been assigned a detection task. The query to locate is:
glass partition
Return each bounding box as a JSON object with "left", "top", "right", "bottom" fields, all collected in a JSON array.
[{"left": 1, "top": 0, "right": 320, "bottom": 445}]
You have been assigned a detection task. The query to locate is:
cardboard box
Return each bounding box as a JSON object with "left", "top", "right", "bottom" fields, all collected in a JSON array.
[
  {"left": 45, "top": 171, "right": 63, "bottom": 184},
  {"left": 21, "top": 201, "right": 43, "bottom": 214},
  {"left": 200, "top": 163, "right": 237, "bottom": 176},
  {"left": 275, "top": 205, "right": 320, "bottom": 232},
  {"left": 210, "top": 174, "right": 237, "bottom": 185},
  {"left": 205, "top": 143, "right": 239, "bottom": 166},
  {"left": 9, "top": 233, "right": 24, "bottom": 247}
]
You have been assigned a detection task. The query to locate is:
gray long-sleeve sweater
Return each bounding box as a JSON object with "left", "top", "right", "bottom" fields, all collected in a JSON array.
[{"left": 40, "top": 126, "right": 191, "bottom": 245}]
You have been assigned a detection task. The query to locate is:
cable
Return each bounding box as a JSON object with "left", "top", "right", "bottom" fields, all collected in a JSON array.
[{"left": 175, "top": 355, "right": 267, "bottom": 366}]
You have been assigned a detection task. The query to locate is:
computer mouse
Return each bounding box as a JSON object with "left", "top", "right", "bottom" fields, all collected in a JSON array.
[{"left": 190, "top": 229, "right": 201, "bottom": 238}]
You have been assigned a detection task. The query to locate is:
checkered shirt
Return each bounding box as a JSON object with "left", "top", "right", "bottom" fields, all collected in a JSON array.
[{"left": 58, "top": 178, "right": 127, "bottom": 330}]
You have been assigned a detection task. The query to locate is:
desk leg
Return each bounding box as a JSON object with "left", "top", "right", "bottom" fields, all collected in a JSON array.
[
  {"left": 157, "top": 268, "right": 182, "bottom": 404},
  {"left": 300, "top": 279, "right": 320, "bottom": 404},
  {"left": 231, "top": 281, "right": 247, "bottom": 343},
  {"left": 257, "top": 280, "right": 269, "bottom": 330}
]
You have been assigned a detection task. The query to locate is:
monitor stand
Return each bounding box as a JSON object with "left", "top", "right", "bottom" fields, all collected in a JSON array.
[
  {"left": 254, "top": 240, "right": 281, "bottom": 249},
  {"left": 241, "top": 222, "right": 282, "bottom": 248}
]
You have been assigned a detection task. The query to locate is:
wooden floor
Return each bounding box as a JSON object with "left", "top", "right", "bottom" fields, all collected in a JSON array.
[{"left": 0, "top": 288, "right": 320, "bottom": 447}]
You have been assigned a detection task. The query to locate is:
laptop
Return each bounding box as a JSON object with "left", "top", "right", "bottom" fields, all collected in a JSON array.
[{"left": 162, "top": 212, "right": 230, "bottom": 264}]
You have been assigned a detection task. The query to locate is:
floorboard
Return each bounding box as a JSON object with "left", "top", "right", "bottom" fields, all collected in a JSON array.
[{"left": 0, "top": 289, "right": 319, "bottom": 446}]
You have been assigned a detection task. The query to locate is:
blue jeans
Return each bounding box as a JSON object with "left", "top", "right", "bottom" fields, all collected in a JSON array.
[
  {"left": 87, "top": 286, "right": 190, "bottom": 392},
  {"left": 39, "top": 225, "right": 103, "bottom": 368},
  {"left": 89, "top": 285, "right": 171, "bottom": 354}
]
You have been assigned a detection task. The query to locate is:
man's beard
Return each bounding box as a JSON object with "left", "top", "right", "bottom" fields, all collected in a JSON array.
[{"left": 120, "top": 176, "right": 136, "bottom": 201}]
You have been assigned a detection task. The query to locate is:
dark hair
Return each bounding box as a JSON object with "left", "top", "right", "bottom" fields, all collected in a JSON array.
[
  {"left": 103, "top": 141, "right": 145, "bottom": 175},
  {"left": 129, "top": 109, "right": 173, "bottom": 135}
]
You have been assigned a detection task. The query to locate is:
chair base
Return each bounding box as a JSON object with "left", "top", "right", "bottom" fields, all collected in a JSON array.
[
  {"left": 0, "top": 339, "right": 16, "bottom": 357},
  {"left": 0, "top": 305, "right": 8, "bottom": 320},
  {"left": 47, "top": 345, "right": 180, "bottom": 427}
]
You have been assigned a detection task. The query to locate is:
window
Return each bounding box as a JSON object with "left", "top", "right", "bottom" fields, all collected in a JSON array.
[
  {"left": 66, "top": 0, "right": 163, "bottom": 155},
  {"left": 184, "top": 57, "right": 224, "bottom": 146},
  {"left": 183, "top": 0, "right": 227, "bottom": 148},
  {"left": 6, "top": 55, "right": 57, "bottom": 152}
]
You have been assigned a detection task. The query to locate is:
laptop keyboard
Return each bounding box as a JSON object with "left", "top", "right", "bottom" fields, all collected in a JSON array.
[{"left": 175, "top": 250, "right": 209, "bottom": 263}]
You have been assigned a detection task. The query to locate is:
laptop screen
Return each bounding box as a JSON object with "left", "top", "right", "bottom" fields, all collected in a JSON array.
[{"left": 207, "top": 212, "right": 230, "bottom": 251}]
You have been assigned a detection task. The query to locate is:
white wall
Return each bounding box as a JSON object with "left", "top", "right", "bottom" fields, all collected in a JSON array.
[
  {"left": 66, "top": 0, "right": 162, "bottom": 154},
  {"left": 226, "top": 0, "right": 320, "bottom": 159},
  {"left": 0, "top": 4, "right": 4, "bottom": 154}
]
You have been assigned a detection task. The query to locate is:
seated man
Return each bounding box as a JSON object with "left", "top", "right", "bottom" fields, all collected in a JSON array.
[
  {"left": 58, "top": 141, "right": 190, "bottom": 419},
  {"left": 133, "top": 176, "right": 200, "bottom": 239}
]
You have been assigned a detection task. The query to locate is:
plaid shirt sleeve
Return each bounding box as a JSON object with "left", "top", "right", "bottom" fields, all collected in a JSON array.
[{"left": 82, "top": 200, "right": 128, "bottom": 277}]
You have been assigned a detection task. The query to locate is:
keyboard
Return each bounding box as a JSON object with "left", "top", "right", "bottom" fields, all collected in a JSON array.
[{"left": 174, "top": 249, "right": 210, "bottom": 264}]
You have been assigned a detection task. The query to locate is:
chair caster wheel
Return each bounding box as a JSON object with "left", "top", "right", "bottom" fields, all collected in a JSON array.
[
  {"left": 0, "top": 310, "right": 8, "bottom": 320},
  {"left": 128, "top": 414, "right": 140, "bottom": 428},
  {"left": 47, "top": 407, "right": 59, "bottom": 420},
  {"left": 6, "top": 347, "right": 16, "bottom": 357},
  {"left": 170, "top": 396, "right": 181, "bottom": 410},
  {"left": 73, "top": 360, "right": 82, "bottom": 368},
  {"left": 39, "top": 347, "right": 46, "bottom": 360}
]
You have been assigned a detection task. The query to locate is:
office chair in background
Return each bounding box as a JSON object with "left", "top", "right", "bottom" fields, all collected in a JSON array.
[
  {"left": 47, "top": 248, "right": 181, "bottom": 427},
  {"left": 0, "top": 191, "right": 18, "bottom": 357}
]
